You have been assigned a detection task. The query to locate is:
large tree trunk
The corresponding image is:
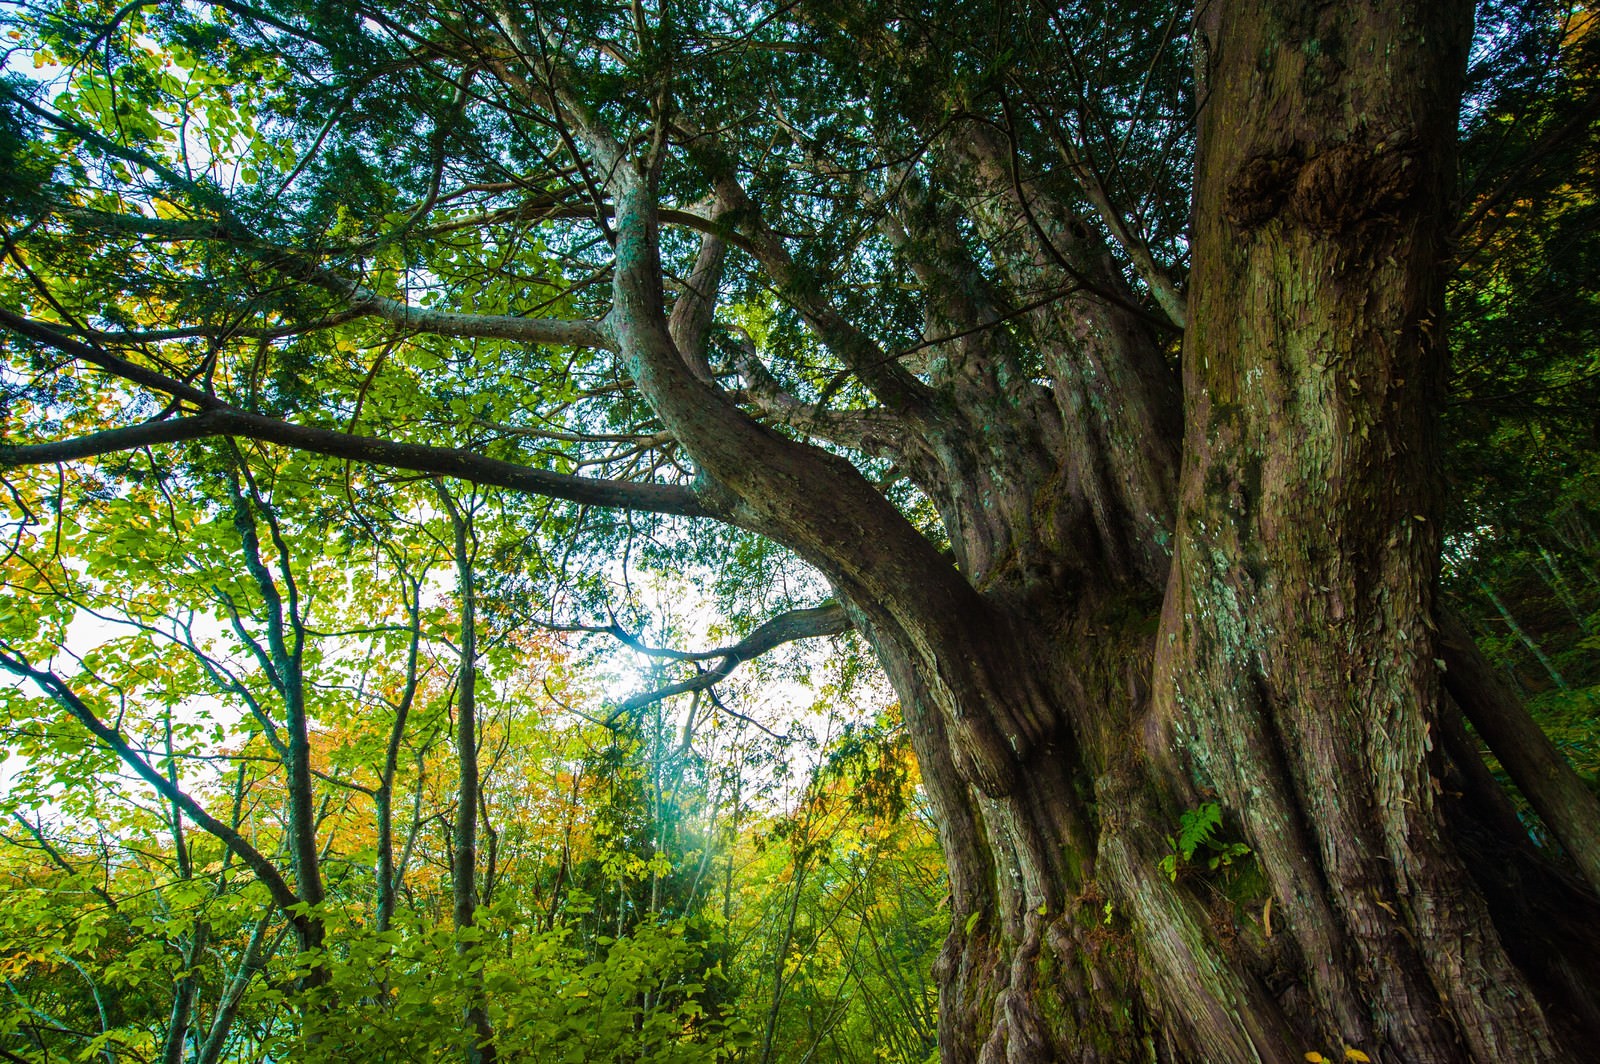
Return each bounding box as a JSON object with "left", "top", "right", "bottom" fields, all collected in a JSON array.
[
  {"left": 572, "top": 0, "right": 1600, "bottom": 1056},
  {"left": 855, "top": 1, "right": 1600, "bottom": 1060},
  {"left": 1146, "top": 0, "right": 1571, "bottom": 1056}
]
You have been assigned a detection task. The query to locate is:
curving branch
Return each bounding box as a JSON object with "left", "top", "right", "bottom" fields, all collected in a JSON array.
[
  {"left": 59, "top": 205, "right": 616, "bottom": 350},
  {"left": 725, "top": 326, "right": 903, "bottom": 456},
  {"left": 0, "top": 409, "right": 708, "bottom": 516},
  {"left": 0, "top": 309, "right": 709, "bottom": 518},
  {"left": 614, "top": 602, "right": 852, "bottom": 715},
  {"left": 54, "top": 310, "right": 368, "bottom": 345},
  {"left": 666, "top": 220, "right": 728, "bottom": 383},
  {"left": 1012, "top": 82, "right": 1189, "bottom": 329},
  {"left": 538, "top": 57, "right": 993, "bottom": 725},
  {"left": 705, "top": 164, "right": 937, "bottom": 423},
  {"left": 321, "top": 276, "right": 614, "bottom": 349}
]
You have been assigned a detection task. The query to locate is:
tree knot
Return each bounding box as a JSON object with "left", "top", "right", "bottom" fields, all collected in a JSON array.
[
  {"left": 1225, "top": 131, "right": 1422, "bottom": 235},
  {"left": 1223, "top": 151, "right": 1302, "bottom": 229},
  {"left": 1291, "top": 131, "right": 1421, "bottom": 233}
]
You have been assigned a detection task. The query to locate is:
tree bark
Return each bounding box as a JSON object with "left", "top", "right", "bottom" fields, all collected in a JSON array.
[{"left": 1146, "top": 0, "right": 1563, "bottom": 1056}]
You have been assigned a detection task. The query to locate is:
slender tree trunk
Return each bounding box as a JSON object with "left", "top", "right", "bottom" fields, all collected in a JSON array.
[
  {"left": 197, "top": 914, "right": 285, "bottom": 1064},
  {"left": 1536, "top": 543, "right": 1593, "bottom": 631},
  {"left": 758, "top": 800, "right": 818, "bottom": 1064},
  {"left": 1479, "top": 577, "right": 1571, "bottom": 690},
  {"left": 375, "top": 573, "right": 422, "bottom": 933},
  {"left": 438, "top": 485, "right": 496, "bottom": 1064},
  {"left": 159, "top": 718, "right": 208, "bottom": 1064},
  {"left": 226, "top": 466, "right": 325, "bottom": 967}
]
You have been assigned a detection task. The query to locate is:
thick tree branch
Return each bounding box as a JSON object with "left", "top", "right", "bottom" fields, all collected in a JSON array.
[
  {"left": 56, "top": 311, "right": 367, "bottom": 345},
  {"left": 616, "top": 602, "right": 851, "bottom": 713},
  {"left": 0, "top": 409, "right": 708, "bottom": 516},
  {"left": 1014, "top": 82, "right": 1189, "bottom": 329},
  {"left": 195, "top": 911, "right": 282, "bottom": 1064},
  {"left": 59, "top": 206, "right": 616, "bottom": 349},
  {"left": 990, "top": 100, "right": 1177, "bottom": 336},
  {"left": 706, "top": 166, "right": 937, "bottom": 422},
  {"left": 548, "top": 78, "right": 1027, "bottom": 797},
  {"left": 725, "top": 326, "right": 903, "bottom": 455},
  {"left": 325, "top": 277, "right": 614, "bottom": 349},
  {"left": 666, "top": 224, "right": 727, "bottom": 383},
  {"left": 0, "top": 309, "right": 709, "bottom": 518}
]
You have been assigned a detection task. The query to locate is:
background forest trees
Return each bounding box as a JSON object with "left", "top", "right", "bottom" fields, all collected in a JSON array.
[
  {"left": 0, "top": 0, "right": 1597, "bottom": 1061},
  {"left": 0, "top": 453, "right": 944, "bottom": 1063}
]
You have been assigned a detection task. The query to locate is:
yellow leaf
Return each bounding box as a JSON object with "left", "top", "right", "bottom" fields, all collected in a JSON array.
[
  {"left": 1344, "top": 1052, "right": 1371, "bottom": 1063},
  {"left": 1305, "top": 1055, "right": 1325, "bottom": 1063}
]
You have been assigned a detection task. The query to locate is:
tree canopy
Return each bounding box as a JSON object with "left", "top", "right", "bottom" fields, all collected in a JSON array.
[{"left": 2, "top": 0, "right": 1600, "bottom": 1061}]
